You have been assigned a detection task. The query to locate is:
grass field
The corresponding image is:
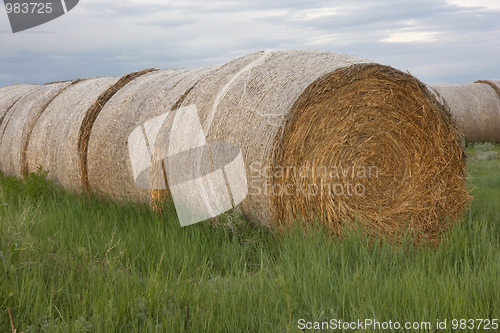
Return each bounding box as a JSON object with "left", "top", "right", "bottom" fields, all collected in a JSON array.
[{"left": 1, "top": 143, "right": 499, "bottom": 332}]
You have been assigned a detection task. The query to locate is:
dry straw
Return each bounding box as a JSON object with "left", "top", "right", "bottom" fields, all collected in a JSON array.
[
  {"left": 78, "top": 68, "right": 158, "bottom": 192},
  {"left": 164, "top": 50, "right": 469, "bottom": 243},
  {"left": 26, "top": 77, "right": 119, "bottom": 191},
  {"left": 0, "top": 81, "right": 74, "bottom": 178},
  {"left": 0, "top": 50, "right": 470, "bottom": 243},
  {"left": 86, "top": 67, "right": 219, "bottom": 203},
  {"left": 431, "top": 82, "right": 500, "bottom": 143},
  {"left": 0, "top": 84, "right": 39, "bottom": 128},
  {"left": 475, "top": 79, "right": 500, "bottom": 101}
]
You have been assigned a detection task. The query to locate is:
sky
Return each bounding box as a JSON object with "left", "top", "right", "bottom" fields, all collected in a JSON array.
[{"left": 0, "top": 0, "right": 499, "bottom": 88}]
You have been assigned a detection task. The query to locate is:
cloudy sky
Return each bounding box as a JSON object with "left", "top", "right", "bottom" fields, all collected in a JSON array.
[{"left": 1, "top": 0, "right": 499, "bottom": 88}]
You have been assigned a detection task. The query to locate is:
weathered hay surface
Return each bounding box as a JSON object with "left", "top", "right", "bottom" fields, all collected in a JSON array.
[
  {"left": 431, "top": 82, "right": 500, "bottom": 143},
  {"left": 0, "top": 84, "right": 39, "bottom": 127},
  {"left": 26, "top": 77, "right": 119, "bottom": 192},
  {"left": 87, "top": 67, "right": 219, "bottom": 203},
  {"left": 164, "top": 50, "right": 469, "bottom": 242},
  {"left": 0, "top": 50, "right": 469, "bottom": 243},
  {"left": 475, "top": 79, "right": 500, "bottom": 100},
  {"left": 78, "top": 68, "right": 157, "bottom": 192},
  {"left": 0, "top": 81, "right": 74, "bottom": 177}
]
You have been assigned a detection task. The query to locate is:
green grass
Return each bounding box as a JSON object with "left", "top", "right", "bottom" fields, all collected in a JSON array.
[{"left": 1, "top": 144, "right": 500, "bottom": 332}]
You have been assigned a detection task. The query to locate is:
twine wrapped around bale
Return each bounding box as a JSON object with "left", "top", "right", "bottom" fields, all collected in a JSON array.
[
  {"left": 0, "top": 81, "right": 74, "bottom": 177},
  {"left": 149, "top": 50, "right": 469, "bottom": 242},
  {"left": 0, "top": 84, "right": 39, "bottom": 127},
  {"left": 86, "top": 67, "right": 219, "bottom": 203},
  {"left": 26, "top": 77, "right": 119, "bottom": 191},
  {"left": 430, "top": 82, "right": 500, "bottom": 143}
]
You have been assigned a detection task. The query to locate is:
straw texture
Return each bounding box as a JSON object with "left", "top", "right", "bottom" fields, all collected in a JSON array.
[
  {"left": 431, "top": 82, "right": 500, "bottom": 143},
  {"left": 0, "top": 50, "right": 470, "bottom": 243},
  {"left": 0, "top": 84, "right": 39, "bottom": 128},
  {"left": 475, "top": 79, "right": 500, "bottom": 101},
  {"left": 168, "top": 50, "right": 469, "bottom": 242},
  {"left": 78, "top": 68, "right": 157, "bottom": 192},
  {"left": 26, "top": 77, "right": 119, "bottom": 191},
  {"left": 87, "top": 67, "right": 218, "bottom": 203},
  {"left": 0, "top": 81, "right": 74, "bottom": 177}
]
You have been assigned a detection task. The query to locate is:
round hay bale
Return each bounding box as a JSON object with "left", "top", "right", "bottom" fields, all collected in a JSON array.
[
  {"left": 0, "top": 84, "right": 40, "bottom": 127},
  {"left": 430, "top": 82, "right": 500, "bottom": 143},
  {"left": 0, "top": 81, "right": 75, "bottom": 178},
  {"left": 86, "top": 67, "right": 219, "bottom": 203},
  {"left": 78, "top": 68, "right": 158, "bottom": 192},
  {"left": 26, "top": 77, "right": 119, "bottom": 192},
  {"left": 156, "top": 49, "right": 469, "bottom": 242}
]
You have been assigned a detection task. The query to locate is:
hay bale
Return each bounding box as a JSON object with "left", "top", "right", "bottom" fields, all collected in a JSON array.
[
  {"left": 0, "top": 81, "right": 74, "bottom": 177},
  {"left": 154, "top": 49, "right": 469, "bottom": 242},
  {"left": 475, "top": 79, "right": 500, "bottom": 99},
  {"left": 0, "top": 84, "right": 39, "bottom": 127},
  {"left": 78, "top": 68, "right": 157, "bottom": 192},
  {"left": 430, "top": 82, "right": 500, "bottom": 143},
  {"left": 86, "top": 67, "right": 219, "bottom": 203},
  {"left": 26, "top": 77, "right": 119, "bottom": 191}
]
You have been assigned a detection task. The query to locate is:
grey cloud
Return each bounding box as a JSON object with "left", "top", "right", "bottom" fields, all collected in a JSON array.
[{"left": 0, "top": 0, "right": 499, "bottom": 88}]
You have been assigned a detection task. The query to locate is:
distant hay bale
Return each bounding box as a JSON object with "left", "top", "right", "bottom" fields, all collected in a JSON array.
[
  {"left": 26, "top": 77, "right": 119, "bottom": 191},
  {"left": 87, "top": 67, "right": 219, "bottom": 203},
  {"left": 0, "top": 81, "right": 74, "bottom": 178},
  {"left": 430, "top": 82, "right": 500, "bottom": 143},
  {"left": 152, "top": 50, "right": 469, "bottom": 242},
  {"left": 0, "top": 84, "right": 39, "bottom": 128}
]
